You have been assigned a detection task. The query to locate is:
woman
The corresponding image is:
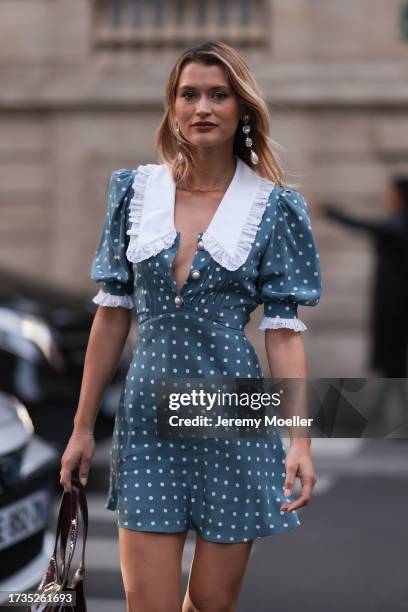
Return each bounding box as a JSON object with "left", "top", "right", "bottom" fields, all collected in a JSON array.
[{"left": 60, "top": 41, "right": 322, "bottom": 612}]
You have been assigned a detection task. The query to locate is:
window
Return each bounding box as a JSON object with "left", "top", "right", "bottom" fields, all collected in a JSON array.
[
  {"left": 401, "top": 0, "right": 408, "bottom": 41},
  {"left": 93, "top": 0, "right": 268, "bottom": 48}
]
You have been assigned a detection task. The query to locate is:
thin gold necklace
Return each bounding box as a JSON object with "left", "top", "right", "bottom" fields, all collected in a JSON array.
[{"left": 179, "top": 166, "right": 236, "bottom": 194}]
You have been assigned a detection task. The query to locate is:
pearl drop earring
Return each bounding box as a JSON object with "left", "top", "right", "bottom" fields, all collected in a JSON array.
[
  {"left": 175, "top": 119, "right": 184, "bottom": 163},
  {"left": 242, "top": 114, "right": 259, "bottom": 165}
]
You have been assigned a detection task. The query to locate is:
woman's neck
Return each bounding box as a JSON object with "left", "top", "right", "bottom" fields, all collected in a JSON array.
[{"left": 181, "top": 152, "right": 237, "bottom": 192}]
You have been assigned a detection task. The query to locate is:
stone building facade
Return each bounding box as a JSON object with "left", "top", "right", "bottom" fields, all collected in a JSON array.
[{"left": 1, "top": 0, "right": 408, "bottom": 375}]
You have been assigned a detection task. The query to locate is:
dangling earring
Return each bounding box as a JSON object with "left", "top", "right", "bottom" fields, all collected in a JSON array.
[
  {"left": 242, "top": 114, "right": 259, "bottom": 165},
  {"left": 175, "top": 119, "right": 185, "bottom": 164}
]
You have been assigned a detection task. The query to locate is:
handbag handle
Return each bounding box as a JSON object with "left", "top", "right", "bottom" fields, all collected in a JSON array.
[
  {"left": 49, "top": 486, "right": 78, "bottom": 587},
  {"left": 58, "top": 478, "right": 88, "bottom": 586}
]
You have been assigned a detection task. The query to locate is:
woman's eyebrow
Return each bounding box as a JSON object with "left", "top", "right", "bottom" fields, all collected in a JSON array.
[{"left": 178, "top": 84, "right": 229, "bottom": 90}]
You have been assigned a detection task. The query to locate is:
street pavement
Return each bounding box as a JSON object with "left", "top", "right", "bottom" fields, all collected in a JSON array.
[{"left": 50, "top": 438, "right": 408, "bottom": 612}]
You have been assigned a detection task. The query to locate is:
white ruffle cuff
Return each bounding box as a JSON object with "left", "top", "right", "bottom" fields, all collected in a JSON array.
[
  {"left": 258, "top": 316, "right": 307, "bottom": 332},
  {"left": 92, "top": 289, "right": 134, "bottom": 309}
]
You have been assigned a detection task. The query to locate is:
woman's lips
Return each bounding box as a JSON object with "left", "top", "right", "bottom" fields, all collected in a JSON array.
[{"left": 192, "top": 124, "right": 217, "bottom": 130}]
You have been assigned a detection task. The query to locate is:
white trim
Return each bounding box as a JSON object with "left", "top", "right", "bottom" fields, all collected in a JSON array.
[
  {"left": 92, "top": 290, "right": 134, "bottom": 309},
  {"left": 258, "top": 317, "right": 307, "bottom": 332},
  {"left": 125, "top": 156, "right": 275, "bottom": 270},
  {"left": 201, "top": 163, "right": 275, "bottom": 270},
  {"left": 126, "top": 164, "right": 177, "bottom": 263}
]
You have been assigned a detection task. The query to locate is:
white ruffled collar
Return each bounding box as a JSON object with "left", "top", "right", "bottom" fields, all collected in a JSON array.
[{"left": 126, "top": 155, "right": 275, "bottom": 271}]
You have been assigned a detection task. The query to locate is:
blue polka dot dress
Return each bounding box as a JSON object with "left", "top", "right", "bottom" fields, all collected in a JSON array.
[{"left": 90, "top": 155, "right": 322, "bottom": 543}]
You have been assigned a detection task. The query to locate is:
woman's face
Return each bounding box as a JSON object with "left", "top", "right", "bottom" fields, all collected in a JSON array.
[{"left": 174, "top": 62, "right": 243, "bottom": 152}]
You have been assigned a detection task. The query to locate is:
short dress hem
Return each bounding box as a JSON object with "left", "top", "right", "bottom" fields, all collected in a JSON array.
[
  {"left": 106, "top": 492, "right": 301, "bottom": 543},
  {"left": 112, "top": 518, "right": 301, "bottom": 544}
]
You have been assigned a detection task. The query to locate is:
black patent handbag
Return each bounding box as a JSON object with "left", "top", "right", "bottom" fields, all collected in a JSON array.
[{"left": 26, "top": 477, "right": 88, "bottom": 611}]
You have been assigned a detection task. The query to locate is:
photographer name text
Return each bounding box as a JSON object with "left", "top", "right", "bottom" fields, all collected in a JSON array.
[{"left": 168, "top": 415, "right": 313, "bottom": 428}]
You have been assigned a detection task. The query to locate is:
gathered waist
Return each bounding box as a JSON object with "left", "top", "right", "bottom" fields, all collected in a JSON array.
[{"left": 136, "top": 308, "right": 247, "bottom": 333}]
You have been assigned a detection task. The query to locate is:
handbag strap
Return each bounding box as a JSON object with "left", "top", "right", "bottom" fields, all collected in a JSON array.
[
  {"left": 57, "top": 485, "right": 80, "bottom": 586},
  {"left": 49, "top": 483, "right": 78, "bottom": 585},
  {"left": 77, "top": 479, "right": 89, "bottom": 570},
  {"left": 59, "top": 479, "right": 88, "bottom": 582}
]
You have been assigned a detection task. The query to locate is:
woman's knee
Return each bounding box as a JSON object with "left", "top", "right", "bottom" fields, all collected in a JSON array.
[
  {"left": 186, "top": 586, "right": 236, "bottom": 612},
  {"left": 126, "top": 588, "right": 180, "bottom": 612}
]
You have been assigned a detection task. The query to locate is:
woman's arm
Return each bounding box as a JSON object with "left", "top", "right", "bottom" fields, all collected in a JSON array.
[
  {"left": 74, "top": 306, "right": 132, "bottom": 432},
  {"left": 60, "top": 306, "right": 132, "bottom": 491},
  {"left": 265, "top": 328, "right": 307, "bottom": 378},
  {"left": 265, "top": 329, "right": 316, "bottom": 513},
  {"left": 322, "top": 203, "right": 405, "bottom": 239}
]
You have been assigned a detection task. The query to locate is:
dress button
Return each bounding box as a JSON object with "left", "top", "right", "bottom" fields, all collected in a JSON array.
[
  {"left": 174, "top": 295, "right": 184, "bottom": 307},
  {"left": 197, "top": 240, "right": 205, "bottom": 250},
  {"left": 191, "top": 269, "right": 201, "bottom": 280}
]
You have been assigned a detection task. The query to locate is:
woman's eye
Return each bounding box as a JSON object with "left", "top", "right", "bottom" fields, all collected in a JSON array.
[{"left": 181, "top": 91, "right": 227, "bottom": 100}]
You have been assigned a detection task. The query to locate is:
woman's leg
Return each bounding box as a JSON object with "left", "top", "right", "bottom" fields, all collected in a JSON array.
[
  {"left": 119, "top": 527, "right": 188, "bottom": 612},
  {"left": 182, "top": 535, "right": 254, "bottom": 612}
]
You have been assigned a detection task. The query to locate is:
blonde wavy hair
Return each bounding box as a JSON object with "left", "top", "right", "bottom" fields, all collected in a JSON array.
[{"left": 155, "top": 40, "right": 289, "bottom": 190}]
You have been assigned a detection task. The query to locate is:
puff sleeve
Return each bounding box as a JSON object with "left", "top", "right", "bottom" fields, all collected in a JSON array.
[
  {"left": 257, "top": 187, "right": 322, "bottom": 331},
  {"left": 90, "top": 169, "right": 135, "bottom": 308}
]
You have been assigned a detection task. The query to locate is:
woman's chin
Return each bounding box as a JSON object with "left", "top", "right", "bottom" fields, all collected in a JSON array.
[{"left": 188, "top": 136, "right": 230, "bottom": 150}]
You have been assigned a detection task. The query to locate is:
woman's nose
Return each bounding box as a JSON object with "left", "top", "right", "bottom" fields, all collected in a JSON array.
[{"left": 195, "top": 95, "right": 211, "bottom": 113}]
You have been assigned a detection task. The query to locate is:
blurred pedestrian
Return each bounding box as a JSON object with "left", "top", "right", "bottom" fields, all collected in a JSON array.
[{"left": 321, "top": 177, "right": 408, "bottom": 377}]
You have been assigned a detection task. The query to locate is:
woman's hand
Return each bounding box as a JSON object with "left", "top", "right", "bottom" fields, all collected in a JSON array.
[
  {"left": 59, "top": 430, "right": 95, "bottom": 492},
  {"left": 280, "top": 440, "right": 316, "bottom": 512}
]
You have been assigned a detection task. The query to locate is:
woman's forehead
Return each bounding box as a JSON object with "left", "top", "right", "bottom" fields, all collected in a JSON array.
[{"left": 178, "top": 62, "right": 228, "bottom": 86}]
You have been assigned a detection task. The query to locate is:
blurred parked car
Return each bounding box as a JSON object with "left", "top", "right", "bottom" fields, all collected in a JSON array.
[
  {"left": 0, "top": 391, "right": 57, "bottom": 602},
  {"left": 0, "top": 266, "right": 136, "bottom": 450}
]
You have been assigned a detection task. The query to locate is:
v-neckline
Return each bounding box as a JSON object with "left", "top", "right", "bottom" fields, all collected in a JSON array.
[
  {"left": 168, "top": 231, "right": 203, "bottom": 295},
  {"left": 170, "top": 154, "right": 239, "bottom": 240},
  {"left": 168, "top": 156, "right": 239, "bottom": 294}
]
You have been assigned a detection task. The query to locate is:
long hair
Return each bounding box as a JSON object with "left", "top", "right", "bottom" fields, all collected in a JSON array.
[{"left": 155, "top": 41, "right": 289, "bottom": 190}]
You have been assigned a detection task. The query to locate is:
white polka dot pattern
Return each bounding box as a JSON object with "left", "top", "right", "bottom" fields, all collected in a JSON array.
[
  {"left": 257, "top": 188, "right": 322, "bottom": 329},
  {"left": 90, "top": 170, "right": 135, "bottom": 305},
  {"left": 89, "top": 167, "right": 323, "bottom": 543}
]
